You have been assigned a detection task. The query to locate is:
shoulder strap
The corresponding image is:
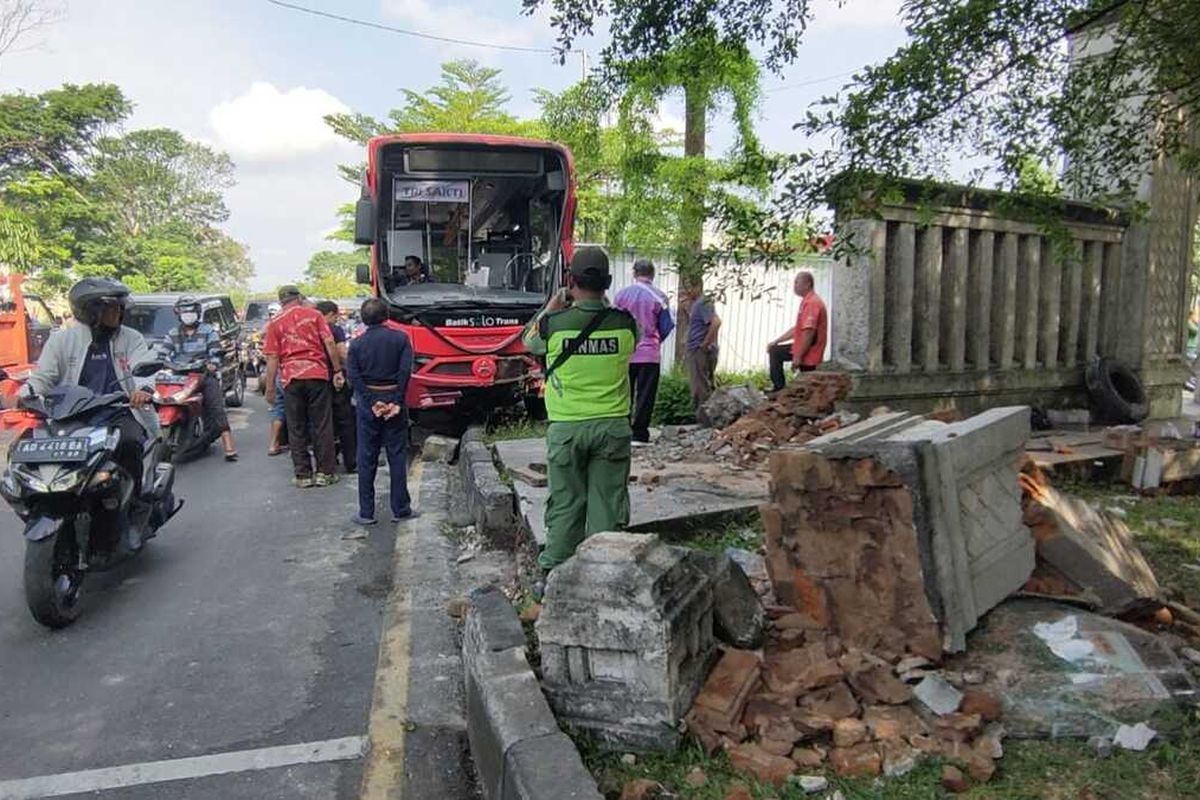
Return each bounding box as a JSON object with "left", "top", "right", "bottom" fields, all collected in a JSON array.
[{"left": 543, "top": 307, "right": 613, "bottom": 381}]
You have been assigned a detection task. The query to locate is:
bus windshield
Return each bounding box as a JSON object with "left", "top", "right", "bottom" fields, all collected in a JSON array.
[{"left": 373, "top": 143, "right": 569, "bottom": 301}]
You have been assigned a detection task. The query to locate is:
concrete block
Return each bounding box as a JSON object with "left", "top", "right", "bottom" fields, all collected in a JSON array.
[
  {"left": 465, "top": 586, "right": 526, "bottom": 654},
  {"left": 421, "top": 434, "right": 459, "bottom": 463},
  {"left": 689, "top": 550, "right": 765, "bottom": 649},
  {"left": 502, "top": 733, "right": 604, "bottom": 800},
  {"left": 536, "top": 533, "right": 716, "bottom": 750},
  {"left": 462, "top": 583, "right": 601, "bottom": 800}
]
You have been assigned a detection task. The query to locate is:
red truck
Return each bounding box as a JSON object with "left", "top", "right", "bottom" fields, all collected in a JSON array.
[{"left": 352, "top": 133, "right": 576, "bottom": 417}]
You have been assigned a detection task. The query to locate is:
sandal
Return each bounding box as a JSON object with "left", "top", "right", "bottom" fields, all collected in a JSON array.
[
  {"left": 224, "top": 451, "right": 239, "bottom": 462},
  {"left": 267, "top": 447, "right": 283, "bottom": 456}
]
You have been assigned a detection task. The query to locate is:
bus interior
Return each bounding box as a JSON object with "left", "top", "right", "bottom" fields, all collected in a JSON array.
[{"left": 375, "top": 143, "right": 569, "bottom": 299}]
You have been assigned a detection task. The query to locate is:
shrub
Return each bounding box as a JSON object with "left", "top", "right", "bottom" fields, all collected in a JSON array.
[
  {"left": 652, "top": 368, "right": 695, "bottom": 425},
  {"left": 716, "top": 369, "right": 771, "bottom": 392}
]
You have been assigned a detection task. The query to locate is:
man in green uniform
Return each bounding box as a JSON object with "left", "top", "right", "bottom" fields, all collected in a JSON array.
[{"left": 524, "top": 247, "right": 638, "bottom": 571}]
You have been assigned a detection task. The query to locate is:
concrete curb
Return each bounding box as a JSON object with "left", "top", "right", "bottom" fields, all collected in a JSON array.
[
  {"left": 459, "top": 426, "right": 520, "bottom": 548},
  {"left": 463, "top": 586, "right": 603, "bottom": 800}
]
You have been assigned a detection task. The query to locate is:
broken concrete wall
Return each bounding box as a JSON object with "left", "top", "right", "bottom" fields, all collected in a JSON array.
[
  {"left": 536, "top": 533, "right": 717, "bottom": 750},
  {"left": 765, "top": 408, "right": 1035, "bottom": 653}
]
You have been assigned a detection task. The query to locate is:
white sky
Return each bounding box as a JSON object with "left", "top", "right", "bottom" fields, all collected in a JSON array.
[{"left": 0, "top": 0, "right": 907, "bottom": 290}]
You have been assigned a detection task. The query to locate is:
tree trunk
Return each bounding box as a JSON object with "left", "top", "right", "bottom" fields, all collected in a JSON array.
[{"left": 674, "top": 80, "right": 708, "bottom": 365}]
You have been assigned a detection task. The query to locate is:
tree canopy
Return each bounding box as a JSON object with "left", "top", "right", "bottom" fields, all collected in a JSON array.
[{"left": 0, "top": 83, "right": 254, "bottom": 296}]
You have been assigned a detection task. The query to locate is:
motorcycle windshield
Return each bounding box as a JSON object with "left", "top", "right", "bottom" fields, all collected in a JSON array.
[{"left": 21, "top": 386, "right": 126, "bottom": 422}]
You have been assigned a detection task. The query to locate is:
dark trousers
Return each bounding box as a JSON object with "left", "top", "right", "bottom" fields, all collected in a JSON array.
[
  {"left": 355, "top": 390, "right": 411, "bottom": 520},
  {"left": 200, "top": 374, "right": 230, "bottom": 433},
  {"left": 768, "top": 344, "right": 815, "bottom": 391},
  {"left": 331, "top": 385, "right": 357, "bottom": 472},
  {"left": 284, "top": 379, "right": 337, "bottom": 478},
  {"left": 628, "top": 363, "right": 660, "bottom": 443}
]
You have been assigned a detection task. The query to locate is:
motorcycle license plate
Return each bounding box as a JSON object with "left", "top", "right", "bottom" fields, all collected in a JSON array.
[{"left": 11, "top": 437, "right": 89, "bottom": 464}]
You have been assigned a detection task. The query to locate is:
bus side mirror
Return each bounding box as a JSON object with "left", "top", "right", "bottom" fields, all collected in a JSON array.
[
  {"left": 356, "top": 264, "right": 371, "bottom": 285},
  {"left": 354, "top": 199, "right": 376, "bottom": 245}
]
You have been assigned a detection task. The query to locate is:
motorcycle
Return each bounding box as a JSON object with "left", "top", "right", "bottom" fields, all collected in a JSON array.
[
  {"left": 243, "top": 331, "right": 267, "bottom": 394},
  {"left": 153, "top": 356, "right": 221, "bottom": 463},
  {"left": 0, "top": 381, "right": 181, "bottom": 628}
]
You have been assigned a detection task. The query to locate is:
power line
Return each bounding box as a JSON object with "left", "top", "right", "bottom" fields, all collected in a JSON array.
[
  {"left": 264, "top": 0, "right": 558, "bottom": 54},
  {"left": 763, "top": 71, "right": 857, "bottom": 94}
]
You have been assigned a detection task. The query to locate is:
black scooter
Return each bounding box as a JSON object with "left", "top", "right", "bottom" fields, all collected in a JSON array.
[{"left": 1, "top": 378, "right": 182, "bottom": 628}]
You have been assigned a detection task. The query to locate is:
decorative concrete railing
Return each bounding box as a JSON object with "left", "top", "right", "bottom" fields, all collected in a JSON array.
[{"left": 832, "top": 180, "right": 1193, "bottom": 416}]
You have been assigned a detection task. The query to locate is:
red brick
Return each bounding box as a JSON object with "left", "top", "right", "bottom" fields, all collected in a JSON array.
[
  {"left": 790, "top": 746, "right": 825, "bottom": 768},
  {"left": 727, "top": 742, "right": 798, "bottom": 787},
  {"left": 722, "top": 783, "right": 754, "bottom": 800},
  {"left": 941, "top": 765, "right": 970, "bottom": 793},
  {"left": 619, "top": 779, "right": 663, "bottom": 800},
  {"left": 758, "top": 718, "right": 802, "bottom": 756},
  {"left": 862, "top": 705, "right": 927, "bottom": 742},
  {"left": 932, "top": 712, "right": 983, "bottom": 743},
  {"left": 691, "top": 650, "right": 761, "bottom": 732},
  {"left": 833, "top": 717, "right": 868, "bottom": 747},
  {"left": 960, "top": 689, "right": 1003, "bottom": 722},
  {"left": 848, "top": 665, "right": 913, "bottom": 705},
  {"left": 829, "top": 743, "right": 882, "bottom": 777},
  {"left": 799, "top": 681, "right": 860, "bottom": 720}
]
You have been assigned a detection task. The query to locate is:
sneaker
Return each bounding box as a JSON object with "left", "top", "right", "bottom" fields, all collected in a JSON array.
[
  {"left": 293, "top": 476, "right": 315, "bottom": 488},
  {"left": 392, "top": 510, "right": 420, "bottom": 523},
  {"left": 631, "top": 439, "right": 651, "bottom": 448},
  {"left": 352, "top": 514, "right": 377, "bottom": 526},
  {"left": 314, "top": 472, "right": 340, "bottom": 487}
]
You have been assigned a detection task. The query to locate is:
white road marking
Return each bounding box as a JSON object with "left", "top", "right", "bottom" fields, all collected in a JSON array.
[{"left": 0, "top": 736, "right": 367, "bottom": 799}]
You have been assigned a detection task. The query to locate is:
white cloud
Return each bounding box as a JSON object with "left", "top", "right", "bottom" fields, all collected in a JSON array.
[
  {"left": 380, "top": 0, "right": 540, "bottom": 54},
  {"left": 209, "top": 82, "right": 351, "bottom": 163}
]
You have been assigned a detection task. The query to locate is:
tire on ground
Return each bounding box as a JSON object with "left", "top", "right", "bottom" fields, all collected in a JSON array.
[{"left": 1086, "top": 357, "right": 1149, "bottom": 423}]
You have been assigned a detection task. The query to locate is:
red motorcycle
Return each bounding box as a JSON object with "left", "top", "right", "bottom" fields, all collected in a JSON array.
[{"left": 153, "top": 357, "right": 220, "bottom": 462}]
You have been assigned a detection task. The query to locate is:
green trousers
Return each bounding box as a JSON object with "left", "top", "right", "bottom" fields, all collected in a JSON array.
[{"left": 539, "top": 417, "right": 632, "bottom": 570}]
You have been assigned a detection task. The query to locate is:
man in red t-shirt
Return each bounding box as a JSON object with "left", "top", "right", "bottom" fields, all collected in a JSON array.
[
  {"left": 264, "top": 286, "right": 344, "bottom": 487},
  {"left": 766, "top": 271, "right": 828, "bottom": 391}
]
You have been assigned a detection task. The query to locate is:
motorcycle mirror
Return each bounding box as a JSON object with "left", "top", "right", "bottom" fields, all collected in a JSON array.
[{"left": 132, "top": 360, "right": 165, "bottom": 377}]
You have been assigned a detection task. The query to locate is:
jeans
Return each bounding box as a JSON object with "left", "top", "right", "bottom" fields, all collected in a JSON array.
[
  {"left": 628, "top": 363, "right": 660, "bottom": 442},
  {"left": 284, "top": 379, "right": 337, "bottom": 478},
  {"left": 355, "top": 389, "right": 411, "bottom": 520}
]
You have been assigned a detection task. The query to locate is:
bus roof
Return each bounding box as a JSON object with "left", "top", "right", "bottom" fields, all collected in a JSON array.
[{"left": 364, "top": 133, "right": 575, "bottom": 191}]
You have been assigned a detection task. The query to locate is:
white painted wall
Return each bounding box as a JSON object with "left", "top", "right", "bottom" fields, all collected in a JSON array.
[{"left": 596, "top": 247, "right": 836, "bottom": 373}]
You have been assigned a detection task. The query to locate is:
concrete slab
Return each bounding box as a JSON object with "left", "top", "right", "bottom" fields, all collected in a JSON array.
[{"left": 493, "top": 438, "right": 769, "bottom": 546}]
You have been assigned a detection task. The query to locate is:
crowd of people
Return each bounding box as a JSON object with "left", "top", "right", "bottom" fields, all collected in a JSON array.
[
  {"left": 526, "top": 247, "right": 829, "bottom": 585},
  {"left": 259, "top": 286, "right": 417, "bottom": 524}
]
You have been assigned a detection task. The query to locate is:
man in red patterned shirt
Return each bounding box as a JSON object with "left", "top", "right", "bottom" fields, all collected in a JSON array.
[{"left": 264, "top": 286, "right": 344, "bottom": 487}]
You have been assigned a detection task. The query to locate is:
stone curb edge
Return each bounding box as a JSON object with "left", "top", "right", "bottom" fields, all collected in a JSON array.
[
  {"left": 458, "top": 427, "right": 520, "bottom": 548},
  {"left": 462, "top": 585, "right": 603, "bottom": 800}
]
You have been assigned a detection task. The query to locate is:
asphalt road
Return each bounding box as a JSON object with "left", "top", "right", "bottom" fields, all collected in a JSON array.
[{"left": 0, "top": 390, "right": 402, "bottom": 799}]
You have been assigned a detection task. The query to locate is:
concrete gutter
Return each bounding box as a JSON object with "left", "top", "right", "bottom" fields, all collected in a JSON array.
[
  {"left": 463, "top": 586, "right": 603, "bottom": 800},
  {"left": 458, "top": 427, "right": 520, "bottom": 548}
]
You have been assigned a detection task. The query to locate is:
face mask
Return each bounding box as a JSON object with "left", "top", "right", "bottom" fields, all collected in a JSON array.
[{"left": 180, "top": 312, "right": 199, "bottom": 326}]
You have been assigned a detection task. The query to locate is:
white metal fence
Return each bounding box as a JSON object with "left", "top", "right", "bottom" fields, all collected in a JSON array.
[{"left": 598, "top": 248, "right": 835, "bottom": 374}]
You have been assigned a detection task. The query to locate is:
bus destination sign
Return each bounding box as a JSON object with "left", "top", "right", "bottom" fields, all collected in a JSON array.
[{"left": 394, "top": 180, "right": 470, "bottom": 204}]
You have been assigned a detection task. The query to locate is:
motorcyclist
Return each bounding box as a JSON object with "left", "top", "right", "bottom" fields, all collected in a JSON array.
[
  {"left": 14, "top": 277, "right": 161, "bottom": 549},
  {"left": 160, "top": 296, "right": 238, "bottom": 461}
]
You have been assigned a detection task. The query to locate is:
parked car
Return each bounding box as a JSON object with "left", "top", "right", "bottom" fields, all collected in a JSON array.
[
  {"left": 21, "top": 292, "right": 59, "bottom": 364},
  {"left": 126, "top": 293, "right": 246, "bottom": 407}
]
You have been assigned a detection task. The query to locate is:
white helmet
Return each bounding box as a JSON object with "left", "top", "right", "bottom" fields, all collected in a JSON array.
[{"left": 267, "top": 302, "right": 281, "bottom": 318}]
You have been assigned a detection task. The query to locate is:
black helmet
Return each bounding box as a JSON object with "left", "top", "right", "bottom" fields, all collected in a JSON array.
[
  {"left": 68, "top": 277, "right": 132, "bottom": 327},
  {"left": 174, "top": 295, "right": 202, "bottom": 319}
]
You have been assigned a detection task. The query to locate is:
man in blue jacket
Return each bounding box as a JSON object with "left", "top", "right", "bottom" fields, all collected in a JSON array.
[{"left": 346, "top": 298, "right": 414, "bottom": 524}]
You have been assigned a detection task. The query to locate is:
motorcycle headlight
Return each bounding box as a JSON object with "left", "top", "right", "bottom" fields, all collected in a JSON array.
[{"left": 48, "top": 468, "right": 86, "bottom": 493}]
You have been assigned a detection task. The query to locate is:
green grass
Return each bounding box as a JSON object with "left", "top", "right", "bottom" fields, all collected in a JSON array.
[
  {"left": 669, "top": 511, "right": 766, "bottom": 554},
  {"left": 581, "top": 483, "right": 1200, "bottom": 799},
  {"left": 484, "top": 417, "right": 547, "bottom": 443}
]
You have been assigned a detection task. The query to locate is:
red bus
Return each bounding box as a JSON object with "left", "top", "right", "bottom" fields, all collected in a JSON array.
[{"left": 352, "top": 133, "right": 576, "bottom": 416}]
